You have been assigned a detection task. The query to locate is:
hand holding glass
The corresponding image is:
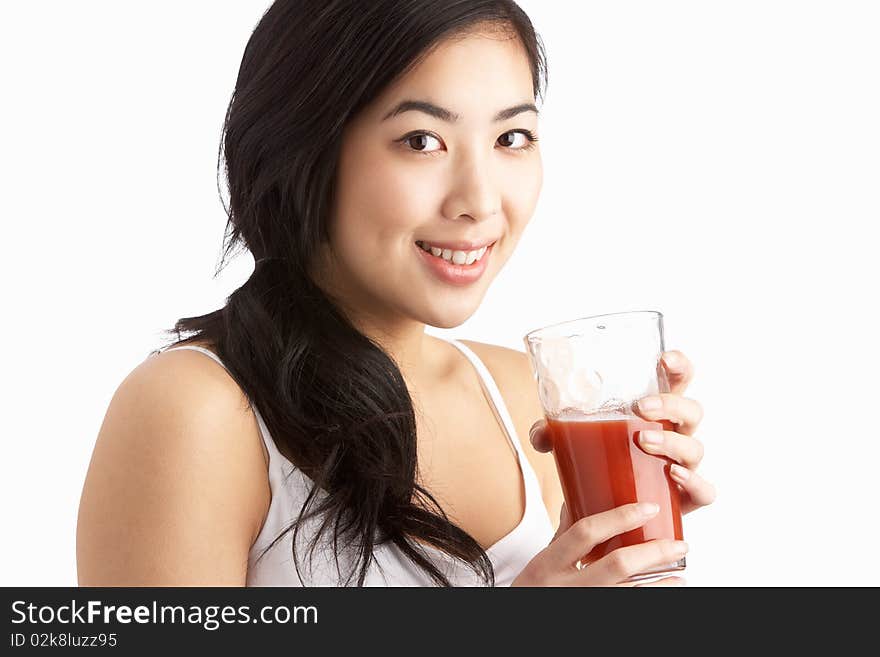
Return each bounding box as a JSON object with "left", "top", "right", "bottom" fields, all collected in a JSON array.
[{"left": 524, "top": 310, "right": 684, "bottom": 581}]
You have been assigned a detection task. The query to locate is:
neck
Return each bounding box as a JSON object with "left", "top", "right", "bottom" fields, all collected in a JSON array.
[
  {"left": 355, "top": 312, "right": 432, "bottom": 382},
  {"left": 309, "top": 245, "right": 442, "bottom": 387}
]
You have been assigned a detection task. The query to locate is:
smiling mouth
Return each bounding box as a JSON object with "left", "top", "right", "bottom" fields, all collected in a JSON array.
[
  {"left": 414, "top": 240, "right": 494, "bottom": 286},
  {"left": 415, "top": 240, "right": 494, "bottom": 266}
]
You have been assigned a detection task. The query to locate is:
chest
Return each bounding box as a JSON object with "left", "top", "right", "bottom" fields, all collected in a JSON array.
[{"left": 412, "top": 379, "right": 530, "bottom": 551}]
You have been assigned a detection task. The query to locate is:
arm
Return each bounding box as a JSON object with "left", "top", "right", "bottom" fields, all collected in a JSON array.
[{"left": 76, "top": 351, "right": 270, "bottom": 586}]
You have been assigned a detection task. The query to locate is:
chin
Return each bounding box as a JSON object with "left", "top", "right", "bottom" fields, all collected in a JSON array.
[
  {"left": 429, "top": 316, "right": 470, "bottom": 330},
  {"left": 420, "top": 298, "right": 484, "bottom": 329}
]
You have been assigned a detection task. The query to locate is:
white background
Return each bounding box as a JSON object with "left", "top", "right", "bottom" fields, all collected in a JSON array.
[{"left": 2, "top": 1, "right": 877, "bottom": 586}]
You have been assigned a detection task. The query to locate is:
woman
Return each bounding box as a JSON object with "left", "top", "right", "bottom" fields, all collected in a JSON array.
[{"left": 77, "top": 0, "right": 714, "bottom": 587}]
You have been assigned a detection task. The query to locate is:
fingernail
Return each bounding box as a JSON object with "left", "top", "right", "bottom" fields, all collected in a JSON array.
[
  {"left": 670, "top": 464, "right": 690, "bottom": 481},
  {"left": 640, "top": 430, "right": 663, "bottom": 446},
  {"left": 662, "top": 352, "right": 682, "bottom": 371},
  {"left": 639, "top": 396, "right": 662, "bottom": 412},
  {"left": 637, "top": 502, "right": 660, "bottom": 516},
  {"left": 674, "top": 541, "right": 689, "bottom": 555}
]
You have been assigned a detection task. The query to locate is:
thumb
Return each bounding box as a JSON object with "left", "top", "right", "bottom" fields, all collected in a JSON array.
[{"left": 529, "top": 419, "right": 552, "bottom": 453}]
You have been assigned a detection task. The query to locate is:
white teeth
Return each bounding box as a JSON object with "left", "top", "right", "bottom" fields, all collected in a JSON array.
[{"left": 417, "top": 241, "right": 491, "bottom": 265}]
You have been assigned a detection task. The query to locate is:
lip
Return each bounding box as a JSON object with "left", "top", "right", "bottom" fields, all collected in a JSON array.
[{"left": 415, "top": 240, "right": 494, "bottom": 287}]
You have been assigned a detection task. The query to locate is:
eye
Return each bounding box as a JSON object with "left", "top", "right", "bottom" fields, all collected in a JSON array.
[
  {"left": 498, "top": 130, "right": 539, "bottom": 151},
  {"left": 397, "top": 129, "right": 539, "bottom": 157},
  {"left": 402, "top": 132, "right": 443, "bottom": 154}
]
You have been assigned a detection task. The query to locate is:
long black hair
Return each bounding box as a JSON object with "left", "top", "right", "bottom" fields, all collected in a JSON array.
[{"left": 160, "top": 0, "right": 548, "bottom": 586}]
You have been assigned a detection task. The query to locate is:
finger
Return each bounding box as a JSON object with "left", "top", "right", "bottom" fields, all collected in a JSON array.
[
  {"left": 660, "top": 350, "right": 694, "bottom": 396},
  {"left": 546, "top": 502, "right": 660, "bottom": 568},
  {"left": 633, "top": 575, "right": 687, "bottom": 587},
  {"left": 529, "top": 419, "right": 552, "bottom": 453},
  {"left": 579, "top": 539, "right": 689, "bottom": 585},
  {"left": 637, "top": 429, "right": 705, "bottom": 471},
  {"left": 634, "top": 393, "right": 703, "bottom": 436},
  {"left": 670, "top": 464, "right": 717, "bottom": 512}
]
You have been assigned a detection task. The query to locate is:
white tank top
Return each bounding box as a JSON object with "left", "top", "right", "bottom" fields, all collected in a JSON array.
[{"left": 154, "top": 336, "right": 553, "bottom": 586}]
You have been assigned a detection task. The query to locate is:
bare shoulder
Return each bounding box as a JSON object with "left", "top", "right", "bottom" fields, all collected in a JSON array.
[
  {"left": 76, "top": 347, "right": 271, "bottom": 585},
  {"left": 456, "top": 339, "right": 564, "bottom": 530}
]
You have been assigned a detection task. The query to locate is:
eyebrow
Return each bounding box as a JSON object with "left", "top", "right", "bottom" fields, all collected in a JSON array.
[{"left": 381, "top": 100, "right": 538, "bottom": 123}]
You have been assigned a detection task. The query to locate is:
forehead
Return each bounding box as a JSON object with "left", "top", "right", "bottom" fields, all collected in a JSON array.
[{"left": 367, "top": 31, "right": 535, "bottom": 124}]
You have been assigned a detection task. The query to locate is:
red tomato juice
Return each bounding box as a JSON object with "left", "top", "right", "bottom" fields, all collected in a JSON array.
[{"left": 546, "top": 413, "right": 684, "bottom": 568}]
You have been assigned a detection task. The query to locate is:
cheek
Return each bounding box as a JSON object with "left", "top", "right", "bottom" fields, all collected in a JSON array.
[
  {"left": 506, "top": 160, "right": 543, "bottom": 232},
  {"left": 329, "top": 168, "right": 431, "bottom": 285},
  {"left": 335, "top": 157, "right": 434, "bottom": 244}
]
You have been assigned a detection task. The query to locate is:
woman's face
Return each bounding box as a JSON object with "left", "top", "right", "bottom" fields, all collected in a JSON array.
[{"left": 315, "top": 30, "right": 543, "bottom": 330}]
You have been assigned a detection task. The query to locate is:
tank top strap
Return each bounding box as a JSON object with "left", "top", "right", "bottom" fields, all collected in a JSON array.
[
  {"left": 442, "top": 338, "right": 527, "bottom": 462},
  {"left": 154, "top": 344, "right": 225, "bottom": 368},
  {"left": 437, "top": 337, "right": 552, "bottom": 573}
]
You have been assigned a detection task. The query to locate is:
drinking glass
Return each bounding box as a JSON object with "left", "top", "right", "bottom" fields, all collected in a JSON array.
[{"left": 523, "top": 310, "right": 684, "bottom": 581}]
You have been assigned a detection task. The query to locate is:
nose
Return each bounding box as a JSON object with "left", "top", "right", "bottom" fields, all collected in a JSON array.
[{"left": 440, "top": 156, "right": 501, "bottom": 222}]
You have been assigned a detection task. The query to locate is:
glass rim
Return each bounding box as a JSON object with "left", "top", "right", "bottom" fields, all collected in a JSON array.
[{"left": 523, "top": 310, "right": 663, "bottom": 344}]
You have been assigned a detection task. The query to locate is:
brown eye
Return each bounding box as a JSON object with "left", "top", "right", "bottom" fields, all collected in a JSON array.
[
  {"left": 498, "top": 132, "right": 516, "bottom": 147},
  {"left": 403, "top": 133, "right": 442, "bottom": 153},
  {"left": 407, "top": 135, "right": 429, "bottom": 150},
  {"left": 498, "top": 130, "right": 537, "bottom": 150}
]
